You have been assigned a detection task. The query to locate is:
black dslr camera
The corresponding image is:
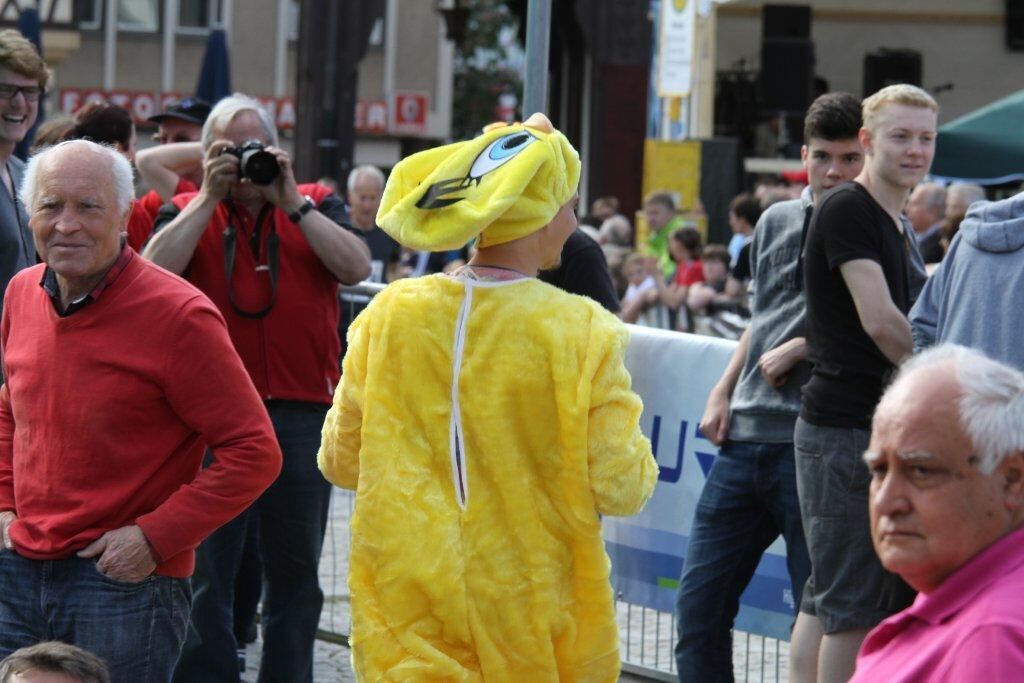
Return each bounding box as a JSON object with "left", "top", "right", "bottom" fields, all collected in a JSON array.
[{"left": 223, "top": 139, "right": 280, "bottom": 186}]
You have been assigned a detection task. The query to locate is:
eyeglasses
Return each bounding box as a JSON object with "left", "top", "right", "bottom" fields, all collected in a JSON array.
[{"left": 0, "top": 84, "right": 43, "bottom": 102}]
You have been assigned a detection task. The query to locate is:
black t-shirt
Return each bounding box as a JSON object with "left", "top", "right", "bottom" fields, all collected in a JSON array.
[
  {"left": 801, "top": 182, "right": 913, "bottom": 428},
  {"left": 338, "top": 225, "right": 400, "bottom": 352},
  {"left": 732, "top": 241, "right": 752, "bottom": 282},
  {"left": 359, "top": 225, "right": 402, "bottom": 284},
  {"left": 539, "top": 229, "right": 620, "bottom": 313}
]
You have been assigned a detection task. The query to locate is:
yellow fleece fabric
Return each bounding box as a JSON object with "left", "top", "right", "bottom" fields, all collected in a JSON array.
[
  {"left": 376, "top": 113, "right": 582, "bottom": 251},
  {"left": 319, "top": 274, "right": 658, "bottom": 681}
]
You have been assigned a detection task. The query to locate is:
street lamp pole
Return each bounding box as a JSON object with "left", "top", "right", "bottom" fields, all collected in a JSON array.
[{"left": 522, "top": 0, "right": 552, "bottom": 117}]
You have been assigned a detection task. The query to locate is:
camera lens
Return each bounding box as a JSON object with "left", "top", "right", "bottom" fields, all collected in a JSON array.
[{"left": 240, "top": 147, "right": 280, "bottom": 186}]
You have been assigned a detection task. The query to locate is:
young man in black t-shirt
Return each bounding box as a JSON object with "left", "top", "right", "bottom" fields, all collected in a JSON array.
[{"left": 793, "top": 84, "right": 938, "bottom": 683}]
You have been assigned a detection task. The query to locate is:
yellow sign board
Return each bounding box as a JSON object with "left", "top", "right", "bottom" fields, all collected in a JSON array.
[{"left": 637, "top": 138, "right": 705, "bottom": 247}]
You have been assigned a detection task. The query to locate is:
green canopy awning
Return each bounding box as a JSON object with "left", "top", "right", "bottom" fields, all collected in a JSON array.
[{"left": 931, "top": 89, "right": 1024, "bottom": 184}]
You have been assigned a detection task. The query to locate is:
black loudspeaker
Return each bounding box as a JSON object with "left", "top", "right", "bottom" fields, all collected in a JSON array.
[
  {"left": 1008, "top": 0, "right": 1024, "bottom": 50},
  {"left": 760, "top": 38, "right": 814, "bottom": 112},
  {"left": 862, "top": 49, "right": 923, "bottom": 98},
  {"left": 763, "top": 4, "right": 811, "bottom": 39}
]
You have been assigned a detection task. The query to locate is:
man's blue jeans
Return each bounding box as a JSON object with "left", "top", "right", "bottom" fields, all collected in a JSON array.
[
  {"left": 0, "top": 551, "right": 191, "bottom": 683},
  {"left": 674, "top": 440, "right": 810, "bottom": 682},
  {"left": 174, "top": 400, "right": 332, "bottom": 683}
]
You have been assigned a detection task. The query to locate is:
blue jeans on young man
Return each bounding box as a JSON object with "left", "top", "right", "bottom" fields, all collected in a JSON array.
[
  {"left": 674, "top": 440, "right": 810, "bottom": 682},
  {"left": 173, "top": 400, "right": 332, "bottom": 683},
  {"left": 0, "top": 550, "right": 191, "bottom": 683}
]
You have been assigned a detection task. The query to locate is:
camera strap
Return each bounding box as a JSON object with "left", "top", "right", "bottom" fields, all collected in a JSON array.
[{"left": 223, "top": 201, "right": 279, "bottom": 319}]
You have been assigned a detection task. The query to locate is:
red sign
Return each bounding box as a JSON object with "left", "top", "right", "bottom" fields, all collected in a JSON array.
[
  {"left": 252, "top": 96, "right": 298, "bottom": 131},
  {"left": 60, "top": 89, "right": 410, "bottom": 135},
  {"left": 392, "top": 92, "right": 429, "bottom": 134},
  {"left": 356, "top": 100, "right": 388, "bottom": 134},
  {"left": 60, "top": 88, "right": 302, "bottom": 131},
  {"left": 59, "top": 89, "right": 183, "bottom": 126}
]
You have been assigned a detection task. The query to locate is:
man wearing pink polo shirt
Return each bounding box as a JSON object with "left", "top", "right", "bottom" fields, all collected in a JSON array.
[{"left": 852, "top": 344, "right": 1024, "bottom": 681}]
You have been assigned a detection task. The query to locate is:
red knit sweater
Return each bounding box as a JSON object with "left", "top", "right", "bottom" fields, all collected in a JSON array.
[{"left": 0, "top": 251, "right": 282, "bottom": 577}]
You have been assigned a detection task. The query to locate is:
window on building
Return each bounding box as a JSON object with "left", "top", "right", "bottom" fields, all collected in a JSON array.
[
  {"left": 79, "top": 0, "right": 102, "bottom": 29},
  {"left": 79, "top": 0, "right": 160, "bottom": 32},
  {"left": 118, "top": 0, "right": 159, "bottom": 32},
  {"left": 179, "top": 0, "right": 225, "bottom": 32},
  {"left": 368, "top": 17, "right": 384, "bottom": 47},
  {"left": 287, "top": 0, "right": 299, "bottom": 41}
]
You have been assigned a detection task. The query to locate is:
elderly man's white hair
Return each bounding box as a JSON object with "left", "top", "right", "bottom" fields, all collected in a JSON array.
[
  {"left": 914, "top": 181, "right": 946, "bottom": 216},
  {"left": 347, "top": 164, "right": 385, "bottom": 193},
  {"left": 20, "top": 140, "right": 135, "bottom": 214},
  {"left": 202, "top": 93, "right": 278, "bottom": 151},
  {"left": 877, "top": 344, "right": 1024, "bottom": 474},
  {"left": 947, "top": 182, "right": 986, "bottom": 211}
]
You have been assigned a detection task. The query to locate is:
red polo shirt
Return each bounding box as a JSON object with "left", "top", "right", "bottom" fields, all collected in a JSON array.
[{"left": 163, "top": 184, "right": 345, "bottom": 404}]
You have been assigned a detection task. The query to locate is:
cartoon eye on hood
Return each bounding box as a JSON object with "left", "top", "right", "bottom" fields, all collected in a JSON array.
[{"left": 468, "top": 131, "right": 538, "bottom": 180}]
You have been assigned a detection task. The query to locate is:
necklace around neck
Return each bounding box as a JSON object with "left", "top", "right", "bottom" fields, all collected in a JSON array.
[{"left": 457, "top": 264, "right": 532, "bottom": 282}]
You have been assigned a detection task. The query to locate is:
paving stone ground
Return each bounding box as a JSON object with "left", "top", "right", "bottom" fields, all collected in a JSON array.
[
  {"left": 241, "top": 638, "right": 662, "bottom": 683},
  {"left": 241, "top": 635, "right": 354, "bottom": 682},
  {"left": 242, "top": 488, "right": 786, "bottom": 681}
]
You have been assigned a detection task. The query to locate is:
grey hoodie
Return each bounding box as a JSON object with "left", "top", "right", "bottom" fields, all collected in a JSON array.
[
  {"left": 910, "top": 192, "right": 1024, "bottom": 369},
  {"left": 729, "top": 189, "right": 813, "bottom": 443}
]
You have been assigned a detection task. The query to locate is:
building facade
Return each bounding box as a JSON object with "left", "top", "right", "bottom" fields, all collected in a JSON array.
[{"left": 6, "top": 0, "right": 453, "bottom": 170}]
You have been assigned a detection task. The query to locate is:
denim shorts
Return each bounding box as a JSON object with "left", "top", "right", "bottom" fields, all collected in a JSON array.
[{"left": 793, "top": 418, "right": 915, "bottom": 633}]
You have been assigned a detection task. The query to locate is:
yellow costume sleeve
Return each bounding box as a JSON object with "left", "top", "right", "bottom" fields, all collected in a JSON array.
[
  {"left": 587, "top": 320, "right": 659, "bottom": 516},
  {"left": 318, "top": 312, "right": 369, "bottom": 490}
]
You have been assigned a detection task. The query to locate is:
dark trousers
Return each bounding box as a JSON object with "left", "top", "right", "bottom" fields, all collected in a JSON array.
[
  {"left": 0, "top": 551, "right": 191, "bottom": 683},
  {"left": 674, "top": 440, "right": 810, "bottom": 682},
  {"left": 173, "top": 401, "right": 332, "bottom": 683},
  {"left": 233, "top": 514, "right": 262, "bottom": 643}
]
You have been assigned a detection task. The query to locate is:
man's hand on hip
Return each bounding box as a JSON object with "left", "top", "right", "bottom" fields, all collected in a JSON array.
[
  {"left": 77, "top": 524, "right": 157, "bottom": 583},
  {"left": 0, "top": 510, "right": 16, "bottom": 549}
]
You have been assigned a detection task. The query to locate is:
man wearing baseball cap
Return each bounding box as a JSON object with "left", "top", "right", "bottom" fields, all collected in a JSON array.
[
  {"left": 132, "top": 98, "right": 211, "bottom": 248},
  {"left": 149, "top": 97, "right": 211, "bottom": 141}
]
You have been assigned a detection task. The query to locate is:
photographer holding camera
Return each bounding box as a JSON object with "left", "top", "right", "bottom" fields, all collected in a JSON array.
[{"left": 144, "top": 93, "right": 370, "bottom": 683}]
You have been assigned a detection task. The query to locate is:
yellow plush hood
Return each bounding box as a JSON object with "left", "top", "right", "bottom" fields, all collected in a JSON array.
[{"left": 377, "top": 113, "right": 581, "bottom": 250}]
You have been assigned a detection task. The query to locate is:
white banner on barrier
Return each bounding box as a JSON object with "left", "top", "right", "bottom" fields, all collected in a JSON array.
[{"left": 603, "top": 325, "right": 795, "bottom": 641}]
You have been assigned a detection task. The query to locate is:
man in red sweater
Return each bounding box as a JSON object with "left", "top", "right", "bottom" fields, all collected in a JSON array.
[
  {"left": 143, "top": 93, "right": 371, "bottom": 683},
  {"left": 0, "top": 139, "right": 282, "bottom": 682}
]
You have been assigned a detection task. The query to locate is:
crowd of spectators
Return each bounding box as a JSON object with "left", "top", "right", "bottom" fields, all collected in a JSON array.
[
  {"left": 0, "top": 21, "right": 1023, "bottom": 683},
  {"left": 601, "top": 187, "right": 788, "bottom": 339}
]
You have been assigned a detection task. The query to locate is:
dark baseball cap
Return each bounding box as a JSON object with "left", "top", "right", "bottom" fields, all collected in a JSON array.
[{"left": 148, "top": 97, "right": 212, "bottom": 125}]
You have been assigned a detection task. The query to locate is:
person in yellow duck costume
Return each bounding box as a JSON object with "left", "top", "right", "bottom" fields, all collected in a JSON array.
[{"left": 318, "top": 112, "right": 659, "bottom": 681}]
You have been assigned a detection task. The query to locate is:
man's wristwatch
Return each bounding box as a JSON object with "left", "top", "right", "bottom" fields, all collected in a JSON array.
[{"left": 288, "top": 195, "right": 316, "bottom": 224}]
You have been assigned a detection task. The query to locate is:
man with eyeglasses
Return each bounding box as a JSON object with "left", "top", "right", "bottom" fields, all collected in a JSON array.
[{"left": 0, "top": 30, "right": 47, "bottom": 377}]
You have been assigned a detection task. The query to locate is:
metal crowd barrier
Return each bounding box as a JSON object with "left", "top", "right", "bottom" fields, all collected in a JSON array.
[
  {"left": 629, "top": 304, "right": 750, "bottom": 342},
  {"left": 317, "top": 282, "right": 787, "bottom": 681},
  {"left": 615, "top": 600, "right": 789, "bottom": 681}
]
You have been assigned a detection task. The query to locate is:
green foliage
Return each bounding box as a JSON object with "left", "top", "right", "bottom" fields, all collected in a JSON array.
[{"left": 450, "top": 0, "right": 524, "bottom": 141}]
